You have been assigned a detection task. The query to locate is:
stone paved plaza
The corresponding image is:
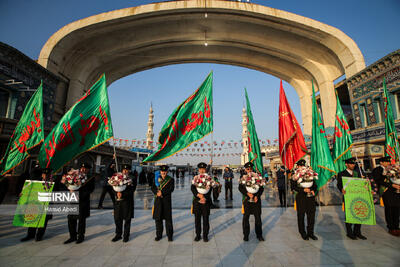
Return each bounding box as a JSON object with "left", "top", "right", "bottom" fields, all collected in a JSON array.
[{"left": 0, "top": 175, "right": 399, "bottom": 267}]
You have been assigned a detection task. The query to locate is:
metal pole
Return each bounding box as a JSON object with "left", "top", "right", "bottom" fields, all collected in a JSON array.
[
  {"left": 112, "top": 138, "right": 119, "bottom": 172},
  {"left": 283, "top": 145, "right": 287, "bottom": 209}
]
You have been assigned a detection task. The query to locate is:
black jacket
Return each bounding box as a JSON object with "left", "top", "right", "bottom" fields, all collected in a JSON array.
[
  {"left": 238, "top": 184, "right": 264, "bottom": 215},
  {"left": 151, "top": 175, "right": 174, "bottom": 220},
  {"left": 372, "top": 166, "right": 400, "bottom": 207},
  {"left": 191, "top": 184, "right": 212, "bottom": 215},
  {"left": 291, "top": 179, "right": 317, "bottom": 211}
]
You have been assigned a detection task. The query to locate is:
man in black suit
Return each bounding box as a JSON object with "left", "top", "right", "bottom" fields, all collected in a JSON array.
[
  {"left": 372, "top": 156, "right": 400, "bottom": 236},
  {"left": 239, "top": 161, "right": 264, "bottom": 242},
  {"left": 112, "top": 164, "right": 137, "bottom": 242},
  {"left": 64, "top": 162, "right": 95, "bottom": 244},
  {"left": 152, "top": 165, "right": 174, "bottom": 242},
  {"left": 98, "top": 162, "right": 116, "bottom": 209},
  {"left": 291, "top": 159, "right": 318, "bottom": 241},
  {"left": 337, "top": 157, "right": 367, "bottom": 240},
  {"left": 191, "top": 162, "right": 212, "bottom": 242}
]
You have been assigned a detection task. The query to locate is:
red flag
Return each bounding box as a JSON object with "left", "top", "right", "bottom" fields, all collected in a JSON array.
[{"left": 278, "top": 80, "right": 307, "bottom": 170}]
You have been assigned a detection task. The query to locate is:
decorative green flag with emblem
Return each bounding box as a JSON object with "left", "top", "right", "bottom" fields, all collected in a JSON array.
[
  {"left": 342, "top": 177, "right": 376, "bottom": 225},
  {"left": 0, "top": 83, "right": 44, "bottom": 176},
  {"left": 245, "top": 88, "right": 263, "bottom": 174},
  {"left": 383, "top": 78, "right": 400, "bottom": 163},
  {"left": 39, "top": 74, "right": 113, "bottom": 171},
  {"left": 13, "top": 180, "right": 54, "bottom": 227},
  {"left": 332, "top": 93, "right": 353, "bottom": 173},
  {"left": 143, "top": 72, "right": 213, "bottom": 163},
  {"left": 311, "top": 81, "right": 336, "bottom": 190}
]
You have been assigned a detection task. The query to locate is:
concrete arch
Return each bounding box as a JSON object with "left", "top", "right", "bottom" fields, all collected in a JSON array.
[{"left": 38, "top": 0, "right": 365, "bottom": 135}]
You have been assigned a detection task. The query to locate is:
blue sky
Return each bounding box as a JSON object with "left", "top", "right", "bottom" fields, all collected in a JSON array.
[{"left": 1, "top": 0, "right": 399, "bottom": 165}]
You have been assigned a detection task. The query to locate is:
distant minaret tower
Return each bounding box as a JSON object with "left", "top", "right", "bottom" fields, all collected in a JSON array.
[
  {"left": 241, "top": 107, "right": 249, "bottom": 165},
  {"left": 146, "top": 103, "right": 154, "bottom": 150}
]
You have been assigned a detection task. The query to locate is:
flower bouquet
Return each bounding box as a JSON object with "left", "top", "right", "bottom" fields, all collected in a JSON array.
[
  {"left": 192, "top": 174, "right": 216, "bottom": 195},
  {"left": 385, "top": 164, "right": 400, "bottom": 193},
  {"left": 61, "top": 169, "right": 86, "bottom": 191},
  {"left": 240, "top": 172, "right": 266, "bottom": 200},
  {"left": 292, "top": 166, "right": 318, "bottom": 197},
  {"left": 108, "top": 172, "right": 132, "bottom": 200}
]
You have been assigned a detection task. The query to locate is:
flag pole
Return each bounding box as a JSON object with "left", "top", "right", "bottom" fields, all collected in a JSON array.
[
  {"left": 112, "top": 137, "right": 119, "bottom": 172},
  {"left": 284, "top": 146, "right": 288, "bottom": 209}
]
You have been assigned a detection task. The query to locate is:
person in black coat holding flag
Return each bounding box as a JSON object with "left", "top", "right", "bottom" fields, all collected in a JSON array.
[
  {"left": 291, "top": 159, "right": 318, "bottom": 241},
  {"left": 337, "top": 157, "right": 367, "bottom": 240},
  {"left": 151, "top": 165, "right": 175, "bottom": 242},
  {"left": 239, "top": 161, "right": 264, "bottom": 242},
  {"left": 111, "top": 164, "right": 137, "bottom": 242},
  {"left": 191, "top": 162, "right": 212, "bottom": 242}
]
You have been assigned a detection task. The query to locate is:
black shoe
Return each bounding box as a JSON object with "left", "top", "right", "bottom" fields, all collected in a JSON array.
[
  {"left": 203, "top": 236, "right": 209, "bottom": 242},
  {"left": 76, "top": 236, "right": 84, "bottom": 244},
  {"left": 168, "top": 237, "right": 173, "bottom": 242},
  {"left": 112, "top": 235, "right": 122, "bottom": 242},
  {"left": 98, "top": 205, "right": 103, "bottom": 209},
  {"left": 308, "top": 234, "right": 318, "bottom": 240},
  {"left": 346, "top": 234, "right": 357, "bottom": 240},
  {"left": 243, "top": 236, "right": 249, "bottom": 242},
  {"left": 194, "top": 236, "right": 201, "bottom": 242},
  {"left": 257, "top": 236, "right": 265, "bottom": 241},
  {"left": 64, "top": 237, "right": 77, "bottom": 244},
  {"left": 356, "top": 234, "right": 367, "bottom": 240},
  {"left": 35, "top": 235, "right": 43, "bottom": 242},
  {"left": 123, "top": 236, "right": 129, "bottom": 243},
  {"left": 20, "top": 236, "right": 34, "bottom": 242},
  {"left": 155, "top": 236, "right": 161, "bottom": 241},
  {"left": 301, "top": 234, "right": 309, "bottom": 240}
]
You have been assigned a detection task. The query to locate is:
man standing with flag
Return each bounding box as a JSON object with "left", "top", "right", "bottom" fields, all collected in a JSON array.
[
  {"left": 151, "top": 165, "right": 174, "bottom": 242},
  {"left": 0, "top": 82, "right": 44, "bottom": 176}
]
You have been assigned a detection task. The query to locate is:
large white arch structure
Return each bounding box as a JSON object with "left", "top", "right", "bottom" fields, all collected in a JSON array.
[{"left": 38, "top": 0, "right": 365, "bottom": 135}]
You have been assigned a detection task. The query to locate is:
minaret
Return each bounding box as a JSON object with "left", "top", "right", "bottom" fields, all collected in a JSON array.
[
  {"left": 241, "top": 107, "right": 249, "bottom": 165},
  {"left": 146, "top": 104, "right": 154, "bottom": 150}
]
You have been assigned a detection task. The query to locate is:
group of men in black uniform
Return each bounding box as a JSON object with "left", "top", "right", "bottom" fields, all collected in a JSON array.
[{"left": 18, "top": 155, "right": 399, "bottom": 245}]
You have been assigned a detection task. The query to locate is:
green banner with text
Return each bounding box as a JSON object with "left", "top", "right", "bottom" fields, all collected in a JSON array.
[
  {"left": 13, "top": 180, "right": 54, "bottom": 228},
  {"left": 342, "top": 177, "right": 376, "bottom": 225}
]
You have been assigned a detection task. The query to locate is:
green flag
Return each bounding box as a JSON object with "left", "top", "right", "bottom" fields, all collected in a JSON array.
[
  {"left": 342, "top": 177, "right": 376, "bottom": 225},
  {"left": 383, "top": 78, "right": 400, "bottom": 163},
  {"left": 332, "top": 93, "right": 353, "bottom": 173},
  {"left": 13, "top": 180, "right": 54, "bottom": 227},
  {"left": 143, "top": 72, "right": 213, "bottom": 163},
  {"left": 311, "top": 81, "right": 336, "bottom": 190},
  {"left": 0, "top": 83, "right": 44, "bottom": 175},
  {"left": 39, "top": 74, "right": 113, "bottom": 171},
  {"left": 244, "top": 88, "right": 263, "bottom": 174}
]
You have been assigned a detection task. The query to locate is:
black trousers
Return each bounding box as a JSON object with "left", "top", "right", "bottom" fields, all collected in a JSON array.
[
  {"left": 98, "top": 185, "right": 115, "bottom": 206},
  {"left": 67, "top": 215, "right": 86, "bottom": 239},
  {"left": 278, "top": 189, "right": 286, "bottom": 207},
  {"left": 225, "top": 182, "right": 233, "bottom": 199},
  {"left": 242, "top": 213, "right": 262, "bottom": 238},
  {"left": 345, "top": 223, "right": 361, "bottom": 235},
  {"left": 155, "top": 219, "right": 173, "bottom": 238},
  {"left": 384, "top": 205, "right": 400, "bottom": 230},
  {"left": 297, "top": 207, "right": 315, "bottom": 236},
  {"left": 213, "top": 187, "right": 220, "bottom": 202},
  {"left": 27, "top": 215, "right": 50, "bottom": 238},
  {"left": 194, "top": 210, "right": 209, "bottom": 237},
  {"left": 115, "top": 217, "right": 131, "bottom": 238}
]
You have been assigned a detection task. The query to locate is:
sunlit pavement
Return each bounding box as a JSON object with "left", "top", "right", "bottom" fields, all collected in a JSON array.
[{"left": 0, "top": 174, "right": 399, "bottom": 267}]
